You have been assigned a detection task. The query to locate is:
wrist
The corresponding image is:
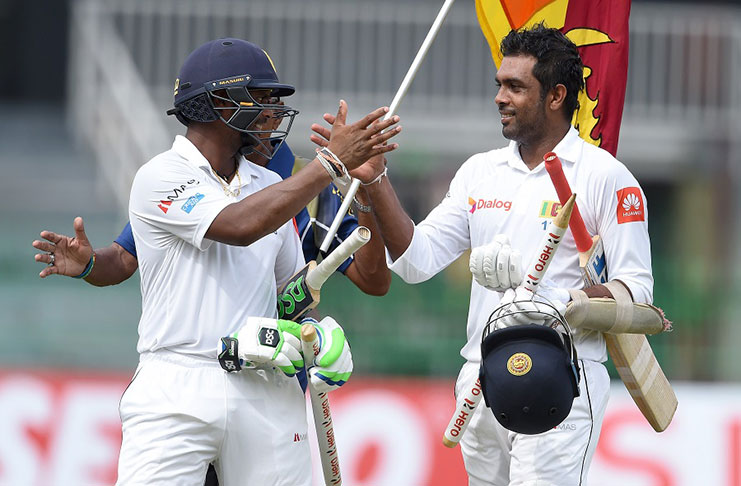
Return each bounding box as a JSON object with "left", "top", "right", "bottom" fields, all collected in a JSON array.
[
  {"left": 361, "top": 166, "right": 388, "bottom": 186},
  {"left": 74, "top": 252, "right": 96, "bottom": 279}
]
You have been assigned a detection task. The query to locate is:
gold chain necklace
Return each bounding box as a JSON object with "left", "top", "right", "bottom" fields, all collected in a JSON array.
[{"left": 212, "top": 166, "right": 241, "bottom": 197}]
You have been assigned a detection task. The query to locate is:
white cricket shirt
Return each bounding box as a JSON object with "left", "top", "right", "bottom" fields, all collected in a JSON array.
[
  {"left": 389, "top": 127, "right": 653, "bottom": 363},
  {"left": 129, "top": 135, "right": 304, "bottom": 358}
]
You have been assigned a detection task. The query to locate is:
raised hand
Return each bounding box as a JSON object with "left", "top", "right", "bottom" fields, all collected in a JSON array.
[
  {"left": 318, "top": 100, "right": 401, "bottom": 171},
  {"left": 311, "top": 109, "right": 392, "bottom": 183},
  {"left": 32, "top": 217, "right": 94, "bottom": 278}
]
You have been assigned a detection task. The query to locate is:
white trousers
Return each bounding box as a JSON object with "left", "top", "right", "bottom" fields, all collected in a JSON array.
[
  {"left": 116, "top": 350, "right": 311, "bottom": 486},
  {"left": 457, "top": 359, "right": 610, "bottom": 486}
]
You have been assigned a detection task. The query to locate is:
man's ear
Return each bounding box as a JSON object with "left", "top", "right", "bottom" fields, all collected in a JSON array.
[{"left": 548, "top": 84, "right": 568, "bottom": 113}]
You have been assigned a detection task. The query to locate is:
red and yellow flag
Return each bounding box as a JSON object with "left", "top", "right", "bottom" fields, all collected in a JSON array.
[{"left": 476, "top": 0, "right": 631, "bottom": 156}]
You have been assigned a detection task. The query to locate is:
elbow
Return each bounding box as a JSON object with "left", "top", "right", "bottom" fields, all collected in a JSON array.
[{"left": 362, "top": 273, "right": 391, "bottom": 296}]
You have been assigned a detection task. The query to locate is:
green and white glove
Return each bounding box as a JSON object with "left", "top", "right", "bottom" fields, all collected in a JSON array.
[
  {"left": 304, "top": 316, "right": 353, "bottom": 393},
  {"left": 218, "top": 317, "right": 304, "bottom": 377}
]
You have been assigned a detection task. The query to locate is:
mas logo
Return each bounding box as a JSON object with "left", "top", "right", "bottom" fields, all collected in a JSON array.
[
  {"left": 616, "top": 187, "right": 644, "bottom": 223},
  {"left": 158, "top": 200, "right": 172, "bottom": 214},
  {"left": 468, "top": 197, "right": 512, "bottom": 214}
]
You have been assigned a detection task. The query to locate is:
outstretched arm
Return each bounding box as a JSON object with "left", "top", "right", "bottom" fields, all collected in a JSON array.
[
  {"left": 343, "top": 185, "right": 391, "bottom": 296},
  {"left": 32, "top": 217, "right": 138, "bottom": 286}
]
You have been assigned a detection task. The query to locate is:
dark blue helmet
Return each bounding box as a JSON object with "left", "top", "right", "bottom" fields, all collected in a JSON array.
[
  {"left": 167, "top": 38, "right": 298, "bottom": 158},
  {"left": 479, "top": 302, "right": 581, "bottom": 435}
]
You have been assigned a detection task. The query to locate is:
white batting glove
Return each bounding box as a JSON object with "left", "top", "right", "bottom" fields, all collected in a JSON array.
[
  {"left": 494, "top": 282, "right": 570, "bottom": 328},
  {"left": 469, "top": 234, "right": 523, "bottom": 291},
  {"left": 304, "top": 316, "right": 353, "bottom": 393},
  {"left": 219, "top": 317, "right": 304, "bottom": 377}
]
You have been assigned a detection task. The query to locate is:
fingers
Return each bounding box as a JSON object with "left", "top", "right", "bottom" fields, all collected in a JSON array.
[
  {"left": 73, "top": 217, "right": 91, "bottom": 246},
  {"left": 469, "top": 247, "right": 487, "bottom": 287},
  {"left": 355, "top": 106, "right": 390, "bottom": 129},
  {"left": 32, "top": 239, "right": 56, "bottom": 253},
  {"left": 281, "top": 334, "right": 304, "bottom": 369},
  {"left": 367, "top": 142, "right": 400, "bottom": 156},
  {"left": 334, "top": 99, "right": 348, "bottom": 127},
  {"left": 368, "top": 115, "right": 401, "bottom": 135},
  {"left": 38, "top": 230, "right": 60, "bottom": 244},
  {"left": 509, "top": 250, "right": 523, "bottom": 287},
  {"left": 365, "top": 125, "right": 402, "bottom": 147},
  {"left": 495, "top": 246, "right": 512, "bottom": 288},
  {"left": 310, "top": 122, "right": 332, "bottom": 146},
  {"left": 323, "top": 113, "right": 336, "bottom": 124}
]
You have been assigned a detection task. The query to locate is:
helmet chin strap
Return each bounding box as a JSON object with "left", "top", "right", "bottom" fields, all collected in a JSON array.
[{"left": 238, "top": 132, "right": 259, "bottom": 157}]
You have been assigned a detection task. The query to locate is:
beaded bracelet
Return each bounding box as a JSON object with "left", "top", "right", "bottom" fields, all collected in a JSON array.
[
  {"left": 73, "top": 253, "right": 96, "bottom": 279},
  {"left": 352, "top": 196, "right": 372, "bottom": 213}
]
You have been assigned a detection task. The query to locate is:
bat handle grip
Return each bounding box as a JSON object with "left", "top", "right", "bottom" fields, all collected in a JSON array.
[{"left": 307, "top": 226, "right": 371, "bottom": 290}]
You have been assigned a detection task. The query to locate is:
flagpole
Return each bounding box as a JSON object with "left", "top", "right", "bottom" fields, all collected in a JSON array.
[{"left": 319, "top": 0, "right": 458, "bottom": 252}]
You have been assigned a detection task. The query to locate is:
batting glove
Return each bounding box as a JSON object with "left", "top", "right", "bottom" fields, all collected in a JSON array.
[
  {"left": 219, "top": 317, "right": 304, "bottom": 377},
  {"left": 469, "top": 234, "right": 523, "bottom": 291},
  {"left": 304, "top": 316, "right": 353, "bottom": 393},
  {"left": 494, "top": 282, "right": 570, "bottom": 328}
]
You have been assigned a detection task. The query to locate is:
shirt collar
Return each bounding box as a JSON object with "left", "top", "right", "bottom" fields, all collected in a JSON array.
[
  {"left": 505, "top": 126, "right": 582, "bottom": 172},
  {"left": 172, "top": 135, "right": 261, "bottom": 187}
]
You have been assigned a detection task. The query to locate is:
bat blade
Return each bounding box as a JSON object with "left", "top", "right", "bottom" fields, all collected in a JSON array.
[
  {"left": 277, "top": 226, "right": 371, "bottom": 321},
  {"left": 579, "top": 235, "right": 608, "bottom": 286},
  {"left": 544, "top": 152, "right": 677, "bottom": 432},
  {"left": 301, "top": 324, "right": 343, "bottom": 485}
]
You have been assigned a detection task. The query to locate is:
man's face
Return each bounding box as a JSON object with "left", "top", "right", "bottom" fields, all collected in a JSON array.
[{"left": 494, "top": 55, "right": 547, "bottom": 145}]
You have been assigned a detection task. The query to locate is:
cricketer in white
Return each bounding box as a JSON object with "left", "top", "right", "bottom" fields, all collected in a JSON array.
[
  {"left": 312, "top": 24, "right": 655, "bottom": 486},
  {"left": 117, "top": 36, "right": 401, "bottom": 485}
]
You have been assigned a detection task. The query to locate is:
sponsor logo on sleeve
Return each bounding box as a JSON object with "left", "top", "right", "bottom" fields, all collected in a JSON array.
[
  {"left": 158, "top": 200, "right": 172, "bottom": 214},
  {"left": 181, "top": 193, "right": 205, "bottom": 214},
  {"left": 616, "top": 187, "right": 645, "bottom": 223},
  {"left": 155, "top": 179, "right": 200, "bottom": 215},
  {"left": 468, "top": 196, "right": 512, "bottom": 214}
]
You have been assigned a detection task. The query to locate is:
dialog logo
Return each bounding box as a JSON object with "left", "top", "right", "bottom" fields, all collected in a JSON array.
[
  {"left": 616, "top": 187, "right": 644, "bottom": 223},
  {"left": 468, "top": 197, "right": 512, "bottom": 214}
]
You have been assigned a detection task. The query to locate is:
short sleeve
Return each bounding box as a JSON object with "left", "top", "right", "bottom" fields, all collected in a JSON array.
[
  {"left": 589, "top": 161, "right": 654, "bottom": 303},
  {"left": 114, "top": 222, "right": 137, "bottom": 258},
  {"left": 129, "top": 160, "right": 231, "bottom": 251}
]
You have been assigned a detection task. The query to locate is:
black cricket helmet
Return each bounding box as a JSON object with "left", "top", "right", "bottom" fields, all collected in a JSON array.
[
  {"left": 479, "top": 299, "right": 581, "bottom": 435},
  {"left": 167, "top": 38, "right": 298, "bottom": 158}
]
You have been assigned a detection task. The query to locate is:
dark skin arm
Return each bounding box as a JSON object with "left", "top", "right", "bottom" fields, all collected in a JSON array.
[
  {"left": 205, "top": 102, "right": 401, "bottom": 246},
  {"left": 343, "top": 185, "right": 391, "bottom": 296},
  {"left": 310, "top": 116, "right": 633, "bottom": 300}
]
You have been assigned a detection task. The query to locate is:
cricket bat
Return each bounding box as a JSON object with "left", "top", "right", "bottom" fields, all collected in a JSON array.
[
  {"left": 442, "top": 194, "right": 576, "bottom": 448},
  {"left": 544, "top": 152, "right": 677, "bottom": 432},
  {"left": 278, "top": 226, "right": 371, "bottom": 321},
  {"left": 301, "top": 323, "right": 342, "bottom": 486}
]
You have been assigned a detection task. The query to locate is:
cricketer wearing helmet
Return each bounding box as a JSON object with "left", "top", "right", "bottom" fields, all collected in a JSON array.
[
  {"left": 313, "top": 24, "right": 653, "bottom": 485},
  {"left": 112, "top": 38, "right": 401, "bottom": 485}
]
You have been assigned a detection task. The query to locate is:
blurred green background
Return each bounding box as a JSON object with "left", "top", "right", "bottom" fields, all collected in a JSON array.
[{"left": 1, "top": 0, "right": 739, "bottom": 384}]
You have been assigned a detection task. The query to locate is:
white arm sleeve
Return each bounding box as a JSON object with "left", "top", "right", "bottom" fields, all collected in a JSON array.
[
  {"left": 388, "top": 164, "right": 471, "bottom": 284},
  {"left": 588, "top": 161, "right": 654, "bottom": 304},
  {"left": 129, "top": 159, "right": 230, "bottom": 251},
  {"left": 274, "top": 219, "right": 306, "bottom": 289}
]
